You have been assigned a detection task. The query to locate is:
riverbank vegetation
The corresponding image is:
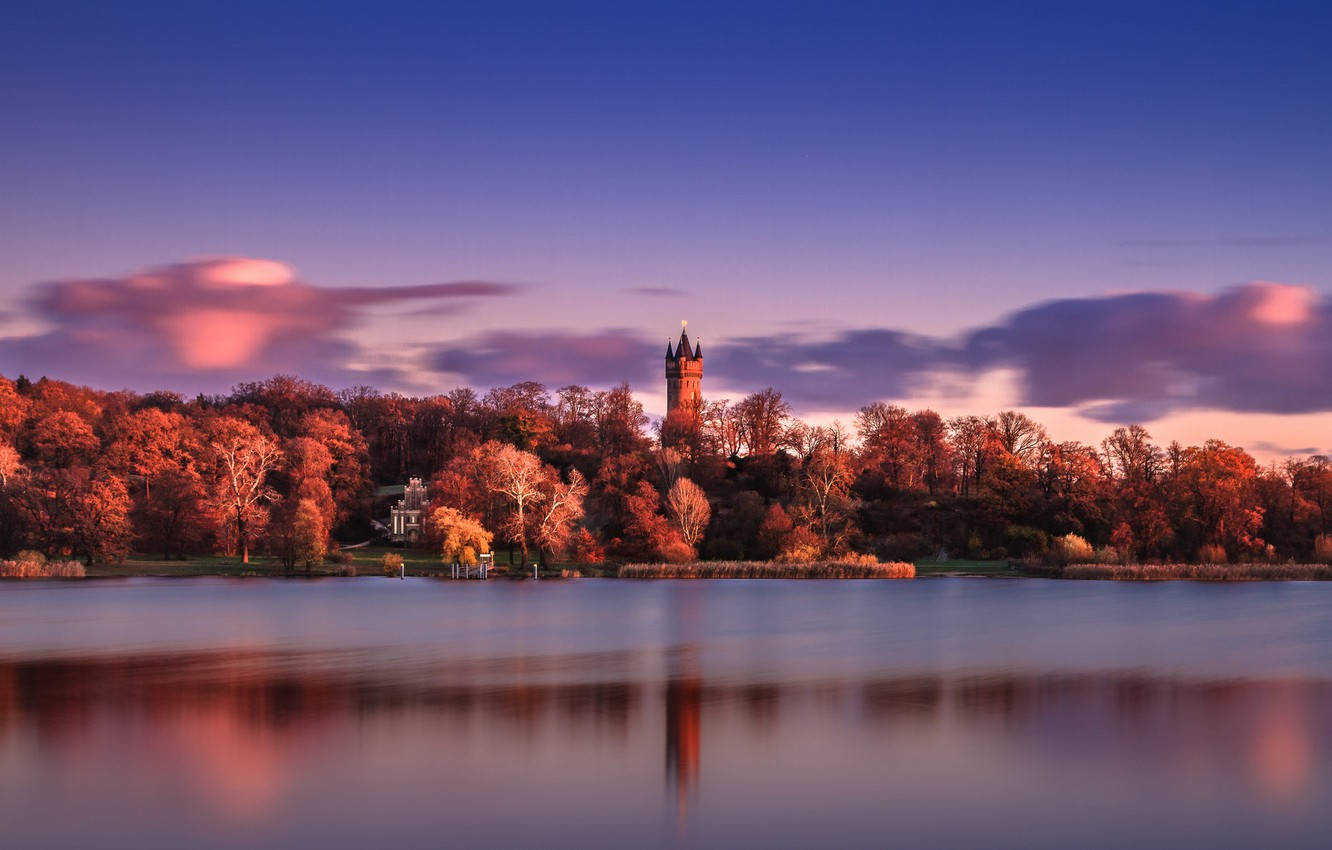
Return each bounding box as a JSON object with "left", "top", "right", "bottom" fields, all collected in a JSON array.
[
  {"left": 1, "top": 552, "right": 86, "bottom": 578},
  {"left": 4, "top": 372, "right": 1332, "bottom": 577},
  {"left": 1052, "top": 562, "right": 1332, "bottom": 581},
  {"left": 621, "top": 559, "right": 914, "bottom": 579}
]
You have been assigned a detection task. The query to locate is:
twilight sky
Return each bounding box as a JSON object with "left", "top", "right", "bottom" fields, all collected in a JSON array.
[{"left": 2, "top": 1, "right": 1331, "bottom": 457}]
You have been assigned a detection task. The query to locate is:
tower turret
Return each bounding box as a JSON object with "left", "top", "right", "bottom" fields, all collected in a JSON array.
[{"left": 665, "top": 321, "right": 703, "bottom": 419}]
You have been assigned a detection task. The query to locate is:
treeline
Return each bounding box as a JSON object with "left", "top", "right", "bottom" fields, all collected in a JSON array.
[{"left": 1, "top": 372, "right": 1330, "bottom": 567}]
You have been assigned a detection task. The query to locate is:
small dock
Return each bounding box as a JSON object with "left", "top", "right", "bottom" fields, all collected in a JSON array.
[{"left": 450, "top": 553, "right": 492, "bottom": 580}]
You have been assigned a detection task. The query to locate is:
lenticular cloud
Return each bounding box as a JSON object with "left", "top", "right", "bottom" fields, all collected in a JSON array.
[{"left": 1, "top": 257, "right": 516, "bottom": 392}]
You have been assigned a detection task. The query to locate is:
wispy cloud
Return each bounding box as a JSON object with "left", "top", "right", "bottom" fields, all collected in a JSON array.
[
  {"left": 1250, "top": 441, "right": 1327, "bottom": 457},
  {"left": 623, "top": 286, "right": 687, "bottom": 298},
  {"left": 1118, "top": 236, "right": 1318, "bottom": 248},
  {"left": 431, "top": 329, "right": 661, "bottom": 389}
]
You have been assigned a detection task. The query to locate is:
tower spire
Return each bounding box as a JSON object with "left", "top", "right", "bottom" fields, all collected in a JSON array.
[{"left": 665, "top": 322, "right": 703, "bottom": 420}]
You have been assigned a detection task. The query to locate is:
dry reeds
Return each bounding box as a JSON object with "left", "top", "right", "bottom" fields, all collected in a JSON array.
[
  {"left": 1061, "top": 562, "right": 1332, "bottom": 581},
  {"left": 619, "top": 560, "right": 915, "bottom": 579},
  {"left": 0, "top": 559, "right": 87, "bottom": 578}
]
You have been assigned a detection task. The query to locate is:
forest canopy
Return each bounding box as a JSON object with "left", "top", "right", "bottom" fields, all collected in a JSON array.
[{"left": 1, "top": 372, "right": 1327, "bottom": 567}]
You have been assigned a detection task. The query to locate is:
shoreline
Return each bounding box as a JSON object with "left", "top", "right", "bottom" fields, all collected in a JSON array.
[{"left": 6, "top": 556, "right": 1331, "bottom": 582}]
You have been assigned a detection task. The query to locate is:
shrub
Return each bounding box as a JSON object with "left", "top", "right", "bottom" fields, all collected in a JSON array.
[
  {"left": 1093, "top": 546, "right": 1122, "bottom": 565},
  {"left": 327, "top": 549, "right": 355, "bottom": 565},
  {"left": 1050, "top": 534, "right": 1094, "bottom": 566},
  {"left": 1315, "top": 534, "right": 1332, "bottom": 564},
  {"left": 380, "top": 552, "right": 404, "bottom": 577},
  {"left": 1003, "top": 525, "right": 1048, "bottom": 557},
  {"left": 570, "top": 528, "right": 606, "bottom": 564},
  {"left": 656, "top": 538, "right": 696, "bottom": 564},
  {"left": 777, "top": 526, "right": 823, "bottom": 563},
  {"left": 560, "top": 569, "right": 582, "bottom": 578},
  {"left": 333, "top": 563, "right": 358, "bottom": 577},
  {"left": 1198, "top": 543, "right": 1228, "bottom": 565},
  {"left": 837, "top": 552, "right": 880, "bottom": 567},
  {"left": 876, "top": 533, "right": 927, "bottom": 562},
  {"left": 15, "top": 550, "right": 46, "bottom": 565}
]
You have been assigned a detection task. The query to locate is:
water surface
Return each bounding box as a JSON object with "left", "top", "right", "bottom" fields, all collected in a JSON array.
[{"left": 1, "top": 578, "right": 1329, "bottom": 849}]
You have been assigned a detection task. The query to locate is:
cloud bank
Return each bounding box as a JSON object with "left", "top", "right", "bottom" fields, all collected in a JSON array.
[
  {"left": 1, "top": 257, "right": 516, "bottom": 392},
  {"left": 423, "top": 281, "right": 1332, "bottom": 421},
  {"left": 3, "top": 259, "right": 1326, "bottom": 423}
]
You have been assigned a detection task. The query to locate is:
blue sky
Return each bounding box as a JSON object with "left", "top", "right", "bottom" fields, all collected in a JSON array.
[{"left": 2, "top": 1, "right": 1331, "bottom": 451}]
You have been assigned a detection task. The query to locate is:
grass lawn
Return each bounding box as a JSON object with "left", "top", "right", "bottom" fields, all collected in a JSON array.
[
  {"left": 89, "top": 545, "right": 567, "bottom": 578},
  {"left": 912, "top": 559, "right": 1031, "bottom": 577}
]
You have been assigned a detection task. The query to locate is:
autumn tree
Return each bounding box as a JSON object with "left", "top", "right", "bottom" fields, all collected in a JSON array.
[
  {"left": 298, "top": 409, "right": 371, "bottom": 525},
  {"left": 24, "top": 411, "right": 99, "bottom": 468},
  {"left": 733, "top": 388, "right": 790, "bottom": 457},
  {"left": 427, "top": 505, "right": 493, "bottom": 566},
  {"left": 102, "top": 408, "right": 195, "bottom": 499},
  {"left": 291, "top": 498, "right": 328, "bottom": 571},
  {"left": 858, "top": 403, "right": 917, "bottom": 490},
  {"left": 0, "top": 377, "right": 30, "bottom": 440},
  {"left": 594, "top": 383, "right": 650, "bottom": 457},
  {"left": 911, "top": 410, "right": 952, "bottom": 496},
  {"left": 756, "top": 503, "right": 795, "bottom": 559},
  {"left": 621, "top": 480, "right": 680, "bottom": 560},
  {"left": 138, "top": 467, "right": 212, "bottom": 559},
  {"left": 14, "top": 468, "right": 132, "bottom": 564},
  {"left": 1174, "top": 440, "right": 1264, "bottom": 559}
]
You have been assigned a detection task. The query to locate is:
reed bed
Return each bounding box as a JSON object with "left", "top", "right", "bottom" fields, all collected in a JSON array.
[
  {"left": 0, "top": 559, "right": 87, "bottom": 578},
  {"left": 1061, "top": 562, "right": 1332, "bottom": 581},
  {"left": 619, "top": 560, "right": 915, "bottom": 579}
]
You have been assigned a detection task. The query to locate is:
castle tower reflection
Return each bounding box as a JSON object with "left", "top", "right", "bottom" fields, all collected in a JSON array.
[{"left": 665, "top": 647, "right": 702, "bottom": 826}]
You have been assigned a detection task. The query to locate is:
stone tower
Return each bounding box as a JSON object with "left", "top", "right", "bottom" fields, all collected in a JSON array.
[{"left": 665, "top": 321, "right": 703, "bottom": 418}]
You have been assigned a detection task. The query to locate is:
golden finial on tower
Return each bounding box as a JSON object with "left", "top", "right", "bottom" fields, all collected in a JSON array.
[{"left": 682, "top": 319, "right": 687, "bottom": 330}]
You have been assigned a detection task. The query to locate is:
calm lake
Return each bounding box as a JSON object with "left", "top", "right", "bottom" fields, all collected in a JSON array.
[{"left": 2, "top": 578, "right": 1330, "bottom": 849}]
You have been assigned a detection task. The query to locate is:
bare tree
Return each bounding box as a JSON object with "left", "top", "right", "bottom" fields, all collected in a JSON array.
[
  {"left": 482, "top": 441, "right": 548, "bottom": 564},
  {"left": 995, "top": 410, "right": 1047, "bottom": 467},
  {"left": 666, "top": 477, "right": 711, "bottom": 549},
  {"left": 535, "top": 468, "right": 588, "bottom": 562},
  {"left": 0, "top": 444, "right": 20, "bottom": 486},
  {"left": 655, "top": 446, "right": 685, "bottom": 490},
  {"left": 800, "top": 447, "right": 855, "bottom": 551},
  {"left": 208, "top": 418, "right": 282, "bottom": 564},
  {"left": 734, "top": 388, "right": 791, "bottom": 456}
]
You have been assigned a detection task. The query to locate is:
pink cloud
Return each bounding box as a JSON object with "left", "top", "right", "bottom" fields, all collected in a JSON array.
[{"left": 1, "top": 257, "right": 517, "bottom": 392}]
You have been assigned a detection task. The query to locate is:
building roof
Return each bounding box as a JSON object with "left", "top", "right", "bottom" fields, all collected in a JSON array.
[{"left": 676, "top": 328, "right": 695, "bottom": 360}]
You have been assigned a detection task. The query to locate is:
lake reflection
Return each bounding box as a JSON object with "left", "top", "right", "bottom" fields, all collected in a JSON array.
[{"left": 1, "top": 578, "right": 1331, "bottom": 849}]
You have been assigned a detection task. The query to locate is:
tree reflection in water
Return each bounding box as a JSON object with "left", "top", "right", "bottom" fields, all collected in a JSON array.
[{"left": 1, "top": 650, "right": 1329, "bottom": 849}]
